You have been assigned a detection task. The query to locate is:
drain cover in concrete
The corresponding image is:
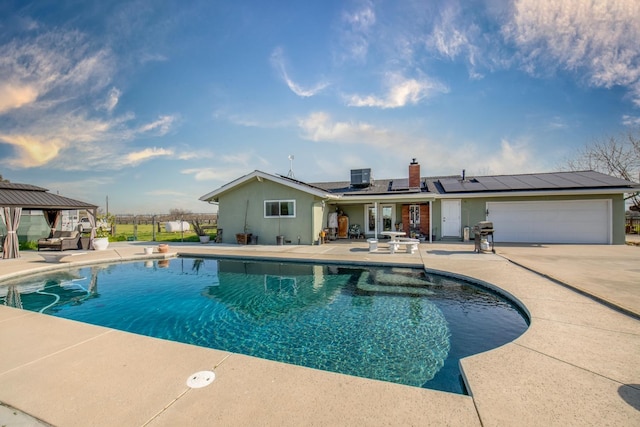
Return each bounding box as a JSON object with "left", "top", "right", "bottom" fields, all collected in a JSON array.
[{"left": 186, "top": 370, "right": 215, "bottom": 388}]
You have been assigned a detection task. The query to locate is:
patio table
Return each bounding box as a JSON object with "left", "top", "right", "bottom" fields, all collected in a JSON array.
[{"left": 380, "top": 231, "right": 406, "bottom": 239}]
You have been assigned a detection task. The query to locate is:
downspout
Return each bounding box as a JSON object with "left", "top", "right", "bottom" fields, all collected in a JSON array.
[{"left": 429, "top": 200, "right": 432, "bottom": 243}]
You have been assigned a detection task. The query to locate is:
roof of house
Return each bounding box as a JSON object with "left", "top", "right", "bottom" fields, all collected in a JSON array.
[
  {"left": 199, "top": 170, "right": 336, "bottom": 202},
  {"left": 200, "top": 169, "right": 639, "bottom": 203},
  {"left": 430, "top": 171, "right": 638, "bottom": 194},
  {"left": 311, "top": 170, "right": 640, "bottom": 197},
  {"left": 0, "top": 182, "right": 97, "bottom": 210}
]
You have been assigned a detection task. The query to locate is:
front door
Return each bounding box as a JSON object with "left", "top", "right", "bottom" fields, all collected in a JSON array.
[{"left": 441, "top": 200, "right": 461, "bottom": 237}]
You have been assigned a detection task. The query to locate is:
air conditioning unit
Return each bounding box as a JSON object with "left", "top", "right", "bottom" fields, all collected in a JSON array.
[{"left": 351, "top": 168, "right": 372, "bottom": 188}]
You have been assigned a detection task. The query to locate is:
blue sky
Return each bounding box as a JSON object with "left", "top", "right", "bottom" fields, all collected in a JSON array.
[{"left": 1, "top": 0, "right": 639, "bottom": 214}]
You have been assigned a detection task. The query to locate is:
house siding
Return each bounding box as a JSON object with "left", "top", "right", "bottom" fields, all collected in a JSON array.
[{"left": 217, "top": 178, "right": 323, "bottom": 245}]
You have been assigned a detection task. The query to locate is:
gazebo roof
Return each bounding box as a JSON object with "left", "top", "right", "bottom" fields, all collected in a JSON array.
[{"left": 0, "top": 182, "right": 97, "bottom": 210}]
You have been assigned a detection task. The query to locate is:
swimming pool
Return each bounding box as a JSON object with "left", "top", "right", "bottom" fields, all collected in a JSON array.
[{"left": 1, "top": 258, "right": 528, "bottom": 394}]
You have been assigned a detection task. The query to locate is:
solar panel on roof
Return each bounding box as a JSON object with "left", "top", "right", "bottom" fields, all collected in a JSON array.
[
  {"left": 494, "top": 176, "right": 535, "bottom": 190},
  {"left": 514, "top": 175, "right": 559, "bottom": 189},
  {"left": 474, "top": 176, "right": 510, "bottom": 191},
  {"left": 439, "top": 179, "right": 467, "bottom": 192},
  {"left": 568, "top": 173, "right": 603, "bottom": 186},
  {"left": 534, "top": 173, "right": 578, "bottom": 188},
  {"left": 391, "top": 178, "right": 409, "bottom": 191},
  {"left": 574, "top": 171, "right": 625, "bottom": 186},
  {"left": 459, "top": 181, "right": 486, "bottom": 191}
]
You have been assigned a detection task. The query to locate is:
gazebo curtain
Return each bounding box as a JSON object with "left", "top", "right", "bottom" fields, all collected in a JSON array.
[
  {"left": 43, "top": 209, "right": 61, "bottom": 237},
  {"left": 2, "top": 207, "right": 22, "bottom": 259},
  {"left": 87, "top": 210, "right": 97, "bottom": 249}
]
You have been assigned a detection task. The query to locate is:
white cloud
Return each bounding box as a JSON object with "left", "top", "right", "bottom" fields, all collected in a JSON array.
[
  {"left": 270, "top": 47, "right": 329, "bottom": 97},
  {"left": 138, "top": 115, "right": 177, "bottom": 135},
  {"left": 631, "top": 82, "right": 640, "bottom": 108},
  {"left": 425, "top": 3, "right": 488, "bottom": 79},
  {"left": 0, "top": 108, "right": 181, "bottom": 170},
  {"left": 0, "top": 83, "right": 39, "bottom": 114},
  {"left": 0, "top": 111, "right": 122, "bottom": 168},
  {"left": 503, "top": 0, "right": 640, "bottom": 102},
  {"left": 219, "top": 152, "right": 255, "bottom": 167},
  {"left": 181, "top": 150, "right": 270, "bottom": 182},
  {"left": 102, "top": 87, "right": 121, "bottom": 112},
  {"left": 0, "top": 133, "right": 65, "bottom": 168},
  {"left": 337, "top": 1, "right": 376, "bottom": 62},
  {"left": 298, "top": 111, "right": 549, "bottom": 179},
  {"left": 298, "top": 111, "right": 395, "bottom": 148},
  {"left": 427, "top": 4, "right": 469, "bottom": 60},
  {"left": 0, "top": 27, "right": 184, "bottom": 171},
  {"left": 181, "top": 167, "right": 247, "bottom": 182},
  {"left": 622, "top": 115, "right": 640, "bottom": 127},
  {"left": 0, "top": 30, "right": 113, "bottom": 114},
  {"left": 0, "top": 30, "right": 114, "bottom": 109},
  {"left": 486, "top": 139, "right": 536, "bottom": 175},
  {"left": 345, "top": 73, "right": 448, "bottom": 108},
  {"left": 122, "top": 147, "right": 174, "bottom": 166}
]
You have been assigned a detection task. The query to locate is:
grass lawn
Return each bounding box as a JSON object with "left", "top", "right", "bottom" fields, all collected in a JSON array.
[{"left": 109, "top": 223, "right": 217, "bottom": 242}]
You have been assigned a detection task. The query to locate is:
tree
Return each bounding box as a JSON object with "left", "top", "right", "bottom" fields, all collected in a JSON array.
[
  {"left": 169, "top": 208, "right": 192, "bottom": 218},
  {"left": 566, "top": 130, "right": 640, "bottom": 211},
  {"left": 0, "top": 174, "right": 9, "bottom": 183}
]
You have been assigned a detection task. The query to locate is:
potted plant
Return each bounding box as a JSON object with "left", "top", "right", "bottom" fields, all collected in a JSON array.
[
  {"left": 190, "top": 217, "right": 211, "bottom": 243},
  {"left": 92, "top": 224, "right": 110, "bottom": 250},
  {"left": 235, "top": 227, "right": 251, "bottom": 244}
]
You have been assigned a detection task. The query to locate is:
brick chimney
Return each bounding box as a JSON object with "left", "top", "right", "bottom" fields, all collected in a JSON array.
[{"left": 409, "top": 158, "right": 420, "bottom": 188}]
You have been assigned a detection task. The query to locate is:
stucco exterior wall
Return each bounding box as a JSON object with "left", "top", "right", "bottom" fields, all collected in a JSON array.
[
  {"left": 216, "top": 178, "right": 322, "bottom": 245},
  {"left": 328, "top": 204, "right": 362, "bottom": 234}
]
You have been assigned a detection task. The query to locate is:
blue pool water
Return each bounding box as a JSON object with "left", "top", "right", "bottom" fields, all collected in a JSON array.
[{"left": 1, "top": 258, "right": 528, "bottom": 394}]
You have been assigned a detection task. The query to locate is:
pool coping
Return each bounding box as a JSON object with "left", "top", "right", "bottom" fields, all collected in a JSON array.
[{"left": 0, "top": 242, "right": 639, "bottom": 426}]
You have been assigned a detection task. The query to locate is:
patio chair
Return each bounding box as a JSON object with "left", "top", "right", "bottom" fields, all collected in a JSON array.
[
  {"left": 37, "top": 230, "right": 81, "bottom": 251},
  {"left": 349, "top": 224, "right": 363, "bottom": 239}
]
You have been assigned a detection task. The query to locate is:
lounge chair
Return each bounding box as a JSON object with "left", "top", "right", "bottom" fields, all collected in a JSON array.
[{"left": 37, "top": 230, "right": 81, "bottom": 251}]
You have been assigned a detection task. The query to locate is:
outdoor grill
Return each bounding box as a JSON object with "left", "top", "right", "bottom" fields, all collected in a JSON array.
[{"left": 473, "top": 221, "right": 495, "bottom": 253}]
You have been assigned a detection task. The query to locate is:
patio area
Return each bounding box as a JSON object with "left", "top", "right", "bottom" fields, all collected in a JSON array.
[{"left": 0, "top": 240, "right": 638, "bottom": 426}]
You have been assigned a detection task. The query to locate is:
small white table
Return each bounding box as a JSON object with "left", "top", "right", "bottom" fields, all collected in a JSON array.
[{"left": 380, "top": 231, "right": 406, "bottom": 239}]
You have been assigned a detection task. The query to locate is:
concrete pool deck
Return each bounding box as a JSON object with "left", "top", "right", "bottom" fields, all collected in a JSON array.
[{"left": 0, "top": 241, "right": 638, "bottom": 426}]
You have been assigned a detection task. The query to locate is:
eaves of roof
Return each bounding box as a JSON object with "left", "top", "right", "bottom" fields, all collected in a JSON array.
[
  {"left": 199, "top": 170, "right": 337, "bottom": 202},
  {"left": 0, "top": 188, "right": 97, "bottom": 210},
  {"left": 435, "top": 187, "right": 640, "bottom": 199}
]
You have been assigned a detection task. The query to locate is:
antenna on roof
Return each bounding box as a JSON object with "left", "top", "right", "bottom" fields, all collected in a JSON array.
[{"left": 287, "top": 155, "right": 295, "bottom": 179}]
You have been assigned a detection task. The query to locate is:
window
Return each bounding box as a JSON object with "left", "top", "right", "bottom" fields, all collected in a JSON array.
[
  {"left": 409, "top": 205, "right": 420, "bottom": 227},
  {"left": 264, "top": 200, "right": 296, "bottom": 218}
]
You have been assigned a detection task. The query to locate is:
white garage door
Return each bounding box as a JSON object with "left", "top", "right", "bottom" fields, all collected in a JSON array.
[{"left": 486, "top": 200, "right": 611, "bottom": 244}]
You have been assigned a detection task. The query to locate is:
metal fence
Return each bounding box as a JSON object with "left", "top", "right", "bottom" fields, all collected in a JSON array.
[
  {"left": 114, "top": 213, "right": 217, "bottom": 225},
  {"left": 107, "top": 213, "right": 218, "bottom": 242}
]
